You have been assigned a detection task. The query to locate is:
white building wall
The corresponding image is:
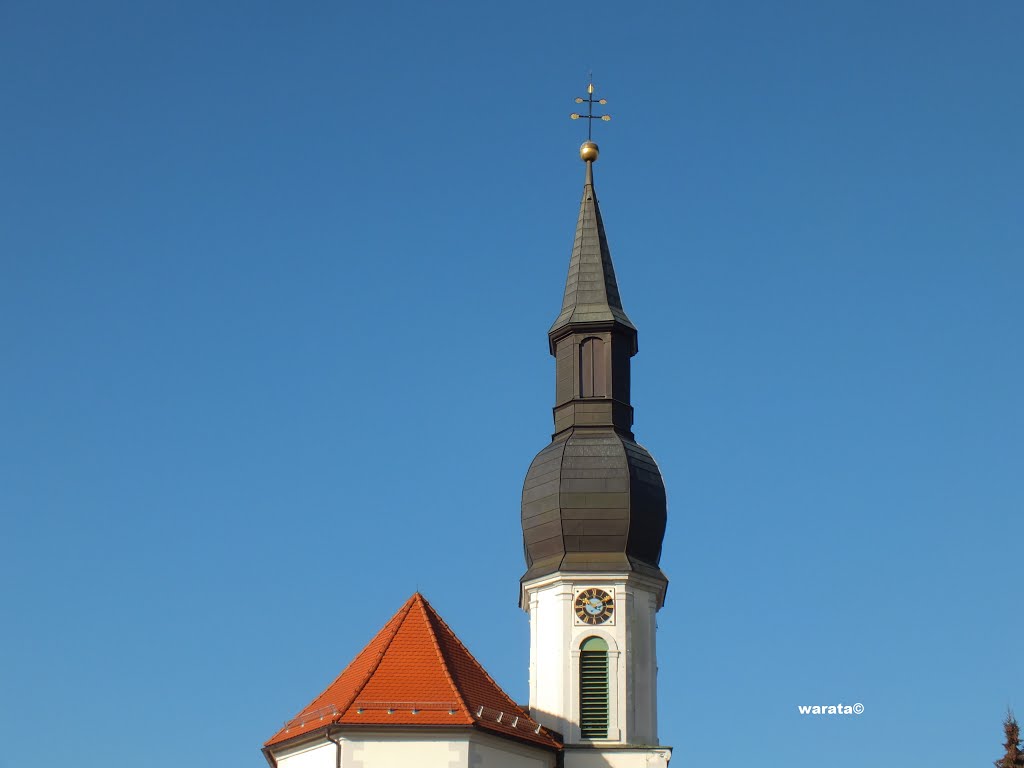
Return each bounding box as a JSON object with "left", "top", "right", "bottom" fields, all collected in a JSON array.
[
  {"left": 563, "top": 747, "right": 672, "bottom": 768},
  {"left": 349, "top": 738, "right": 466, "bottom": 768},
  {"left": 523, "top": 572, "right": 666, "bottom": 747},
  {"left": 625, "top": 586, "right": 659, "bottom": 742},
  {"left": 271, "top": 729, "right": 557, "bottom": 768},
  {"left": 467, "top": 731, "right": 557, "bottom": 768},
  {"left": 527, "top": 580, "right": 571, "bottom": 737},
  {"left": 273, "top": 733, "right": 467, "bottom": 768},
  {"left": 274, "top": 740, "right": 335, "bottom": 768}
]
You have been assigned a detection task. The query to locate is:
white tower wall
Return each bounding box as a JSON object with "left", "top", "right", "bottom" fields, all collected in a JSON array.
[{"left": 521, "top": 572, "right": 666, "bottom": 747}]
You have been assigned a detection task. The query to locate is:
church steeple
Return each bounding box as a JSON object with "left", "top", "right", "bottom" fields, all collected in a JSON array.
[
  {"left": 546, "top": 144, "right": 640, "bottom": 441},
  {"left": 520, "top": 138, "right": 667, "bottom": 584},
  {"left": 519, "top": 114, "right": 670, "bottom": 755}
]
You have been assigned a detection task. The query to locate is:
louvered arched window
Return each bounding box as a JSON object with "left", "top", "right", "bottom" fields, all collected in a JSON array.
[{"left": 579, "top": 636, "right": 609, "bottom": 738}]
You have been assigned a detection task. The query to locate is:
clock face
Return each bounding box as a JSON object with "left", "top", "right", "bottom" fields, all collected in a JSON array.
[{"left": 574, "top": 588, "right": 614, "bottom": 625}]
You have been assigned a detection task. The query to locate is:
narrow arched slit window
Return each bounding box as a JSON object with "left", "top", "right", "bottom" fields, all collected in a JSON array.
[
  {"left": 579, "top": 337, "right": 607, "bottom": 397},
  {"left": 579, "top": 636, "right": 609, "bottom": 738}
]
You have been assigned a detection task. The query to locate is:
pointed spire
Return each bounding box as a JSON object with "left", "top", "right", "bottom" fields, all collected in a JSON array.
[{"left": 548, "top": 154, "right": 636, "bottom": 353}]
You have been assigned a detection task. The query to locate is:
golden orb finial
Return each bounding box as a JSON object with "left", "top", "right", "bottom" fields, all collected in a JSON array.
[{"left": 579, "top": 140, "right": 599, "bottom": 162}]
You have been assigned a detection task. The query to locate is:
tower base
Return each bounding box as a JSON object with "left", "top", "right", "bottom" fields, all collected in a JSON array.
[{"left": 564, "top": 745, "right": 672, "bottom": 768}]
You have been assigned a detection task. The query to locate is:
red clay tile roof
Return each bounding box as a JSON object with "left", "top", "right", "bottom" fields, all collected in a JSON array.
[{"left": 265, "top": 593, "right": 560, "bottom": 751}]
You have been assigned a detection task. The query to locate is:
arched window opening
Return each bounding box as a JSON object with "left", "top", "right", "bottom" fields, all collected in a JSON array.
[
  {"left": 579, "top": 636, "right": 609, "bottom": 738},
  {"left": 579, "top": 338, "right": 608, "bottom": 398}
]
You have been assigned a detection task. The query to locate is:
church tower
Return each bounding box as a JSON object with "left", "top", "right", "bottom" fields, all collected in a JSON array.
[
  {"left": 520, "top": 126, "right": 670, "bottom": 767},
  {"left": 262, "top": 83, "right": 671, "bottom": 768}
]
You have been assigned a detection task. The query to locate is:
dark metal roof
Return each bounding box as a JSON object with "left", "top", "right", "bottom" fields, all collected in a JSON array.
[
  {"left": 548, "top": 161, "right": 636, "bottom": 352},
  {"left": 521, "top": 159, "right": 667, "bottom": 584},
  {"left": 521, "top": 431, "right": 667, "bottom": 583}
]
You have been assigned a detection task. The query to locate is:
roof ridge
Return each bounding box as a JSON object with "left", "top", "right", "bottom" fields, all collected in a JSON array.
[
  {"left": 267, "top": 596, "right": 417, "bottom": 745},
  {"left": 418, "top": 594, "right": 530, "bottom": 721},
  {"left": 296, "top": 594, "right": 415, "bottom": 724},
  {"left": 415, "top": 594, "right": 472, "bottom": 717},
  {"left": 585, "top": 181, "right": 612, "bottom": 309},
  {"left": 561, "top": 192, "right": 590, "bottom": 322},
  {"left": 338, "top": 595, "right": 417, "bottom": 715}
]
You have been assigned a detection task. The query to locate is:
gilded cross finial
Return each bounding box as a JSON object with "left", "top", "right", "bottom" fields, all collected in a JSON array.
[{"left": 569, "top": 76, "right": 610, "bottom": 162}]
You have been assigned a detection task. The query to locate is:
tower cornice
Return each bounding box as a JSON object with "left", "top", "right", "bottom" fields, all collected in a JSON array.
[{"left": 518, "top": 569, "right": 669, "bottom": 612}]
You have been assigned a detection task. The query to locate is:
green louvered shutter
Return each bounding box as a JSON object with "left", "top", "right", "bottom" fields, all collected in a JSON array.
[{"left": 579, "top": 637, "right": 609, "bottom": 738}]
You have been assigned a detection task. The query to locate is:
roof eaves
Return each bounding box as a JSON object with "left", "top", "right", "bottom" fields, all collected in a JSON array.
[
  {"left": 264, "top": 723, "right": 332, "bottom": 755},
  {"left": 471, "top": 719, "right": 563, "bottom": 751}
]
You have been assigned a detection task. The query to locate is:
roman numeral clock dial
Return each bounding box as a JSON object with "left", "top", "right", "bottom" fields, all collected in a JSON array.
[{"left": 574, "top": 588, "right": 614, "bottom": 625}]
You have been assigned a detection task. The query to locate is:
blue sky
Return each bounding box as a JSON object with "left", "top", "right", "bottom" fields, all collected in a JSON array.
[{"left": 1, "top": 2, "right": 1021, "bottom": 766}]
